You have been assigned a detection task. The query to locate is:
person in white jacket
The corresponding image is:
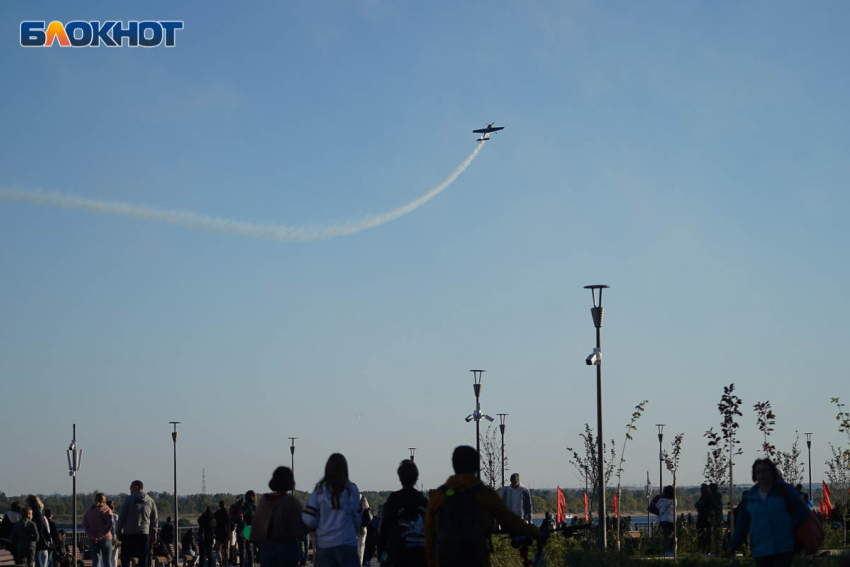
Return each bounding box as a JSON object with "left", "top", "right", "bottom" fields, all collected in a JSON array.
[
  {"left": 356, "top": 495, "right": 370, "bottom": 566},
  {"left": 655, "top": 485, "right": 676, "bottom": 557},
  {"left": 302, "top": 454, "right": 361, "bottom": 567}
]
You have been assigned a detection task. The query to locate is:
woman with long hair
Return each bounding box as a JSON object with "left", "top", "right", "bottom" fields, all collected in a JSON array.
[
  {"left": 25, "top": 495, "right": 50, "bottom": 567},
  {"left": 82, "top": 493, "right": 114, "bottom": 567},
  {"left": 248, "top": 467, "right": 304, "bottom": 567},
  {"left": 301, "top": 454, "right": 361, "bottom": 567}
]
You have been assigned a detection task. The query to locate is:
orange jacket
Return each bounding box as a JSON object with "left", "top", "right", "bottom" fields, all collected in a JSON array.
[{"left": 424, "top": 474, "right": 538, "bottom": 567}]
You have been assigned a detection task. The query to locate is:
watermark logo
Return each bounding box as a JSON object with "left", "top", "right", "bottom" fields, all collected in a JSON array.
[{"left": 21, "top": 21, "right": 184, "bottom": 47}]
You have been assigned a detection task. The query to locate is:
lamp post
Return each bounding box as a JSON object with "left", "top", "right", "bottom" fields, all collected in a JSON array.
[
  {"left": 656, "top": 424, "right": 665, "bottom": 493},
  {"left": 805, "top": 433, "right": 813, "bottom": 502},
  {"left": 645, "top": 471, "right": 653, "bottom": 536},
  {"left": 408, "top": 447, "right": 416, "bottom": 462},
  {"left": 465, "top": 370, "right": 494, "bottom": 478},
  {"left": 584, "top": 285, "right": 609, "bottom": 550},
  {"left": 288, "top": 438, "right": 297, "bottom": 477},
  {"left": 497, "top": 414, "right": 508, "bottom": 488},
  {"left": 169, "top": 422, "right": 180, "bottom": 567},
  {"left": 66, "top": 425, "right": 82, "bottom": 567}
]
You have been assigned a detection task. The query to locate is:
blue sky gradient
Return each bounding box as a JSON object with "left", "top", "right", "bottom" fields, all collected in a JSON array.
[{"left": 1, "top": 1, "right": 849, "bottom": 496}]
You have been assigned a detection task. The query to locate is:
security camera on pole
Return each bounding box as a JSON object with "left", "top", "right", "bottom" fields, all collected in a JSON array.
[
  {"left": 584, "top": 284, "right": 609, "bottom": 550},
  {"left": 466, "top": 370, "right": 494, "bottom": 478}
]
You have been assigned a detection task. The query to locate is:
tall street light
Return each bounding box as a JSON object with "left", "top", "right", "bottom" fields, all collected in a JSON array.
[
  {"left": 584, "top": 284, "right": 609, "bottom": 550},
  {"left": 288, "top": 438, "right": 297, "bottom": 479},
  {"left": 169, "top": 422, "right": 180, "bottom": 567},
  {"left": 656, "top": 424, "right": 665, "bottom": 493},
  {"left": 66, "top": 425, "right": 82, "bottom": 566},
  {"left": 805, "top": 433, "right": 813, "bottom": 501},
  {"left": 497, "top": 414, "right": 508, "bottom": 488},
  {"left": 645, "top": 471, "right": 653, "bottom": 536},
  {"left": 408, "top": 448, "right": 416, "bottom": 462},
  {"left": 465, "top": 370, "right": 493, "bottom": 478}
]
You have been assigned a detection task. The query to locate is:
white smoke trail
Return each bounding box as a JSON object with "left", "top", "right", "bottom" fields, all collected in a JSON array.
[{"left": 0, "top": 143, "right": 484, "bottom": 242}]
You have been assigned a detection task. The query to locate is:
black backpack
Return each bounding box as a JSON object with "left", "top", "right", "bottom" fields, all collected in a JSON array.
[{"left": 435, "top": 484, "right": 485, "bottom": 567}]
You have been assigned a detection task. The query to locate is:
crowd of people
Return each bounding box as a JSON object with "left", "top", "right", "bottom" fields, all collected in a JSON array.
[
  {"left": 2, "top": 454, "right": 837, "bottom": 567},
  {"left": 1, "top": 446, "right": 539, "bottom": 567}
]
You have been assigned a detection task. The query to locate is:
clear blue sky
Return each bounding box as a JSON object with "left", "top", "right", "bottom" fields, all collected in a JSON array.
[{"left": 2, "top": 1, "right": 849, "bottom": 497}]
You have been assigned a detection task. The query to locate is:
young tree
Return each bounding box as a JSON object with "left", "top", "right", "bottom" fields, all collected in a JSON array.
[
  {"left": 567, "top": 423, "right": 616, "bottom": 522},
  {"left": 663, "top": 433, "right": 684, "bottom": 559},
  {"left": 828, "top": 397, "right": 850, "bottom": 545},
  {"left": 479, "top": 425, "right": 506, "bottom": 490},
  {"left": 615, "top": 400, "right": 649, "bottom": 549},
  {"left": 775, "top": 431, "right": 804, "bottom": 487},
  {"left": 718, "top": 384, "right": 744, "bottom": 532},
  {"left": 703, "top": 427, "right": 729, "bottom": 486},
  {"left": 753, "top": 400, "right": 777, "bottom": 459}
]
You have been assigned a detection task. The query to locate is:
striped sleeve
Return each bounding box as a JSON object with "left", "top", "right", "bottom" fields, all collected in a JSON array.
[{"left": 302, "top": 488, "right": 319, "bottom": 530}]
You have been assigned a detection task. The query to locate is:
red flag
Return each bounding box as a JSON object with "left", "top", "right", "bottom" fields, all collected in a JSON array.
[
  {"left": 584, "top": 491, "right": 589, "bottom": 522},
  {"left": 613, "top": 494, "right": 619, "bottom": 519},
  {"left": 823, "top": 481, "right": 833, "bottom": 515},
  {"left": 819, "top": 499, "right": 824, "bottom": 515},
  {"left": 557, "top": 486, "right": 566, "bottom": 524}
]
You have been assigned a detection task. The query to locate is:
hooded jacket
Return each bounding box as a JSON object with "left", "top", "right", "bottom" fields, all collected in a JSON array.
[
  {"left": 424, "top": 474, "right": 538, "bottom": 567},
  {"left": 729, "top": 479, "right": 808, "bottom": 558},
  {"left": 0, "top": 510, "right": 21, "bottom": 542},
  {"left": 249, "top": 493, "right": 304, "bottom": 545},
  {"left": 116, "top": 492, "right": 158, "bottom": 536},
  {"left": 82, "top": 504, "right": 114, "bottom": 540},
  {"left": 11, "top": 517, "right": 39, "bottom": 552}
]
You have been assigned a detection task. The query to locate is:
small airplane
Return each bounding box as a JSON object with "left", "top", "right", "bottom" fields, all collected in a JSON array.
[{"left": 472, "top": 122, "right": 505, "bottom": 142}]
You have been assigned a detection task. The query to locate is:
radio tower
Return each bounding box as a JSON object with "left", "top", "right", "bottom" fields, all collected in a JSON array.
[{"left": 202, "top": 469, "right": 206, "bottom": 494}]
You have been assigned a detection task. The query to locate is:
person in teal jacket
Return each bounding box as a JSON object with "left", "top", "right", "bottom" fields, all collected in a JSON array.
[{"left": 727, "top": 458, "right": 809, "bottom": 566}]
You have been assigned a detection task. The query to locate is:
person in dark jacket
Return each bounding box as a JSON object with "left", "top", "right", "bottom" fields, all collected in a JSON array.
[
  {"left": 197, "top": 509, "right": 216, "bottom": 567},
  {"left": 44, "top": 510, "right": 58, "bottom": 567},
  {"left": 379, "top": 460, "right": 428, "bottom": 567},
  {"left": 727, "top": 459, "right": 808, "bottom": 566},
  {"left": 1, "top": 502, "right": 22, "bottom": 552},
  {"left": 160, "top": 517, "right": 175, "bottom": 565},
  {"left": 25, "top": 495, "right": 51, "bottom": 567},
  {"left": 214, "top": 502, "right": 232, "bottom": 567},
  {"left": 694, "top": 484, "right": 711, "bottom": 554},
  {"left": 11, "top": 506, "right": 39, "bottom": 567},
  {"left": 181, "top": 530, "right": 198, "bottom": 567}
]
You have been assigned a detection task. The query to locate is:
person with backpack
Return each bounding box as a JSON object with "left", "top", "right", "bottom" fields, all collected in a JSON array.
[
  {"left": 424, "top": 446, "right": 538, "bottom": 567},
  {"left": 301, "top": 453, "right": 361, "bottom": 567},
  {"left": 379, "top": 460, "right": 427, "bottom": 567},
  {"left": 651, "top": 486, "right": 675, "bottom": 557},
  {"left": 242, "top": 492, "right": 257, "bottom": 567}
]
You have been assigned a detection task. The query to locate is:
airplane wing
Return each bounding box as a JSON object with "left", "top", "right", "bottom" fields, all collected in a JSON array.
[{"left": 472, "top": 125, "right": 505, "bottom": 134}]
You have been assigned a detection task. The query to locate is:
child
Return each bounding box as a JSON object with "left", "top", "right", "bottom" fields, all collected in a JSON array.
[{"left": 11, "top": 506, "right": 39, "bottom": 567}]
